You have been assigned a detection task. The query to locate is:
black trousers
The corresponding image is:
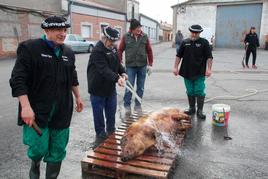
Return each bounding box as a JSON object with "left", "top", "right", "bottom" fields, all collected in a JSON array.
[{"left": 245, "top": 47, "right": 257, "bottom": 65}]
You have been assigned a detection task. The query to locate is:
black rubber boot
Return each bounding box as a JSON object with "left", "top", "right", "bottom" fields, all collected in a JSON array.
[
  {"left": 197, "top": 96, "right": 206, "bottom": 120},
  {"left": 184, "top": 96, "right": 196, "bottom": 115},
  {"left": 46, "top": 162, "right": 62, "bottom": 179},
  {"left": 29, "top": 159, "right": 41, "bottom": 179}
]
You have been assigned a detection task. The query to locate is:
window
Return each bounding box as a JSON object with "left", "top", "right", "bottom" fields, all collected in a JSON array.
[{"left": 81, "top": 24, "right": 92, "bottom": 38}]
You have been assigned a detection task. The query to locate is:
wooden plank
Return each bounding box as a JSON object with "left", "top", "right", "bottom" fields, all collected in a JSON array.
[
  {"left": 116, "top": 128, "right": 126, "bottom": 133},
  {"left": 86, "top": 151, "right": 171, "bottom": 172},
  {"left": 109, "top": 134, "right": 123, "bottom": 140},
  {"left": 81, "top": 162, "right": 117, "bottom": 178},
  {"left": 100, "top": 142, "right": 122, "bottom": 151},
  {"left": 118, "top": 126, "right": 128, "bottom": 130},
  {"left": 104, "top": 138, "right": 121, "bottom": 145},
  {"left": 114, "top": 131, "right": 125, "bottom": 136},
  {"left": 121, "top": 123, "right": 129, "bottom": 127},
  {"left": 97, "top": 143, "right": 177, "bottom": 159},
  {"left": 81, "top": 157, "right": 168, "bottom": 179},
  {"left": 93, "top": 148, "right": 174, "bottom": 165}
]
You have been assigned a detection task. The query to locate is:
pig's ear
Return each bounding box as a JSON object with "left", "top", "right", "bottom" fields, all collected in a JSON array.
[{"left": 171, "top": 112, "right": 190, "bottom": 121}]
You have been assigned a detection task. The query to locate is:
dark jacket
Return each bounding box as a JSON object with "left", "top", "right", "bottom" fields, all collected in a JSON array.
[
  {"left": 177, "top": 37, "right": 213, "bottom": 80},
  {"left": 10, "top": 39, "right": 78, "bottom": 129},
  {"left": 245, "top": 32, "right": 260, "bottom": 49},
  {"left": 175, "top": 32, "right": 183, "bottom": 45},
  {"left": 87, "top": 41, "right": 125, "bottom": 97}
]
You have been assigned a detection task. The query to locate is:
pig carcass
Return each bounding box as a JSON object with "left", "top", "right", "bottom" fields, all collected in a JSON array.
[{"left": 121, "top": 108, "right": 190, "bottom": 161}]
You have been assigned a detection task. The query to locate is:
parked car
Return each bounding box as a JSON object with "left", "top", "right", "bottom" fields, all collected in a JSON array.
[
  {"left": 201, "top": 27, "right": 215, "bottom": 50},
  {"left": 64, "top": 34, "right": 96, "bottom": 53}
]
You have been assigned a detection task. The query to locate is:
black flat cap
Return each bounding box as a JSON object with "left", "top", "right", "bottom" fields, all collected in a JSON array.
[
  {"left": 103, "top": 26, "right": 120, "bottom": 41},
  {"left": 41, "top": 16, "right": 71, "bottom": 29},
  {"left": 189, "top": 24, "right": 203, "bottom": 33}
]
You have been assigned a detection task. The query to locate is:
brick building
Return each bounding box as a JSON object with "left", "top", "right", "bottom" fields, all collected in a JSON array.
[
  {"left": 159, "top": 21, "right": 173, "bottom": 42},
  {"left": 69, "top": 0, "right": 127, "bottom": 41},
  {"left": 0, "top": 0, "right": 65, "bottom": 58}
]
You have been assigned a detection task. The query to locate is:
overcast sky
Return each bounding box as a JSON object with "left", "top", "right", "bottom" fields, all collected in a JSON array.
[{"left": 138, "top": 0, "right": 179, "bottom": 24}]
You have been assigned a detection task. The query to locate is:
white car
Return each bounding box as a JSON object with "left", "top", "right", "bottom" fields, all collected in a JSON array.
[{"left": 64, "top": 34, "right": 96, "bottom": 53}]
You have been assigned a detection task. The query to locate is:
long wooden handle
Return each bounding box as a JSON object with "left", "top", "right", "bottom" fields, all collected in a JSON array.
[{"left": 32, "top": 121, "right": 42, "bottom": 136}]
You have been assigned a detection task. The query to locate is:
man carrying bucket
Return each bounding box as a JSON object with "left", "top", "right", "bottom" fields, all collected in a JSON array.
[{"left": 173, "top": 24, "right": 213, "bottom": 120}]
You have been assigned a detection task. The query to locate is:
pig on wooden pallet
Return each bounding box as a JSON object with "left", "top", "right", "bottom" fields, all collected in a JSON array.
[{"left": 120, "top": 108, "right": 191, "bottom": 161}]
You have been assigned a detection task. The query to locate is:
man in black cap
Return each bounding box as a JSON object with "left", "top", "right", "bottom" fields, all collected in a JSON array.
[
  {"left": 244, "top": 26, "right": 260, "bottom": 69},
  {"left": 173, "top": 24, "right": 213, "bottom": 120},
  {"left": 118, "top": 18, "right": 153, "bottom": 112},
  {"left": 10, "top": 16, "right": 84, "bottom": 179},
  {"left": 87, "top": 26, "right": 127, "bottom": 148}
]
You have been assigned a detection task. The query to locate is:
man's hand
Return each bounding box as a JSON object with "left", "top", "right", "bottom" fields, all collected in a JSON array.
[
  {"left": 205, "top": 70, "right": 212, "bottom": 77},
  {"left": 147, "top": 66, "right": 153, "bottom": 76},
  {"left": 173, "top": 67, "right": 179, "bottom": 76},
  {"left": 117, "top": 76, "right": 125, "bottom": 87},
  {"left": 75, "top": 97, "right": 84, "bottom": 113},
  {"left": 121, "top": 73, "right": 128, "bottom": 80},
  {"left": 21, "top": 106, "right": 35, "bottom": 127}
]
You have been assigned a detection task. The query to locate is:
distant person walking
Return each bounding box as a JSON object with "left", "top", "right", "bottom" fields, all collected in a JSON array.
[
  {"left": 244, "top": 27, "right": 260, "bottom": 69},
  {"left": 175, "top": 30, "right": 183, "bottom": 54},
  {"left": 173, "top": 25, "right": 213, "bottom": 120}
]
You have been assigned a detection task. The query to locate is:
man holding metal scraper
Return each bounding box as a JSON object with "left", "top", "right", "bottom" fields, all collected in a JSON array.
[{"left": 87, "top": 26, "right": 127, "bottom": 149}]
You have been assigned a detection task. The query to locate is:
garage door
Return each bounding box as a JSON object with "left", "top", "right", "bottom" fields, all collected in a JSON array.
[{"left": 216, "top": 4, "right": 262, "bottom": 48}]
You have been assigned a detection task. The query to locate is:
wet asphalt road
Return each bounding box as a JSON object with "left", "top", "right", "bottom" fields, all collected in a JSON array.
[{"left": 0, "top": 42, "right": 268, "bottom": 179}]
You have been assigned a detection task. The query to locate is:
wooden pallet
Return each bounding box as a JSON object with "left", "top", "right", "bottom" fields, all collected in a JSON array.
[{"left": 81, "top": 112, "right": 191, "bottom": 179}]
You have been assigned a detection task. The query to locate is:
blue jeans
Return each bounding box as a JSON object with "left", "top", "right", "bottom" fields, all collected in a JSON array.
[
  {"left": 90, "top": 91, "right": 117, "bottom": 136},
  {"left": 123, "top": 66, "right": 147, "bottom": 107}
]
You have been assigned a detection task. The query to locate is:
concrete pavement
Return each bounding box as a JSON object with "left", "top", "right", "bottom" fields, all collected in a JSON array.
[{"left": 0, "top": 42, "right": 268, "bottom": 179}]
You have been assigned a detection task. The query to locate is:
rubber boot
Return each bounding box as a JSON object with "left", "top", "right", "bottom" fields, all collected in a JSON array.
[
  {"left": 197, "top": 96, "right": 206, "bottom": 120},
  {"left": 46, "top": 162, "right": 62, "bottom": 179},
  {"left": 29, "top": 159, "right": 41, "bottom": 179},
  {"left": 184, "top": 96, "right": 196, "bottom": 115}
]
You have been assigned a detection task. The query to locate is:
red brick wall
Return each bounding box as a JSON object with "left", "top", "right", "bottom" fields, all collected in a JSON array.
[{"left": 72, "top": 13, "right": 126, "bottom": 41}]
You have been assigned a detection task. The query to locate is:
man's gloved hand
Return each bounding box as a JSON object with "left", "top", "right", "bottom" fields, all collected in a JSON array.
[
  {"left": 246, "top": 42, "right": 249, "bottom": 46},
  {"left": 147, "top": 66, "right": 153, "bottom": 76}
]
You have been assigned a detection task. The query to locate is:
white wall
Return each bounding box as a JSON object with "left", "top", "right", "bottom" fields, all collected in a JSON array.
[
  {"left": 176, "top": 4, "right": 217, "bottom": 39},
  {"left": 140, "top": 16, "right": 159, "bottom": 43},
  {"left": 260, "top": 0, "right": 268, "bottom": 47},
  {"left": 127, "top": 0, "right": 139, "bottom": 20}
]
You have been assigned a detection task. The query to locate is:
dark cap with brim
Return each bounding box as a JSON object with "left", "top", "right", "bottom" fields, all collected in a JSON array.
[
  {"left": 41, "top": 16, "right": 71, "bottom": 29},
  {"left": 189, "top": 24, "right": 203, "bottom": 33},
  {"left": 103, "top": 26, "right": 120, "bottom": 41}
]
